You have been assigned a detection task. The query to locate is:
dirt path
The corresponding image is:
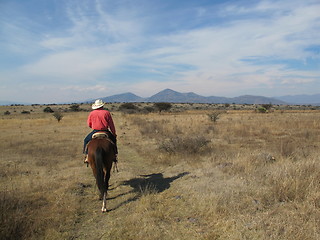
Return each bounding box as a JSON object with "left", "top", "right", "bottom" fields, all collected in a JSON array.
[
  {"left": 70, "top": 141, "right": 182, "bottom": 239},
  {"left": 69, "top": 144, "right": 240, "bottom": 240},
  {"left": 70, "top": 146, "right": 139, "bottom": 239},
  {"left": 67, "top": 114, "right": 246, "bottom": 240}
]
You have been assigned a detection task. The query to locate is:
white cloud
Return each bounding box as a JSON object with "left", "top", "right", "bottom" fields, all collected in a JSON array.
[
  {"left": 62, "top": 84, "right": 109, "bottom": 92},
  {"left": 1, "top": 0, "right": 320, "bottom": 102},
  {"left": 21, "top": 45, "right": 128, "bottom": 82},
  {"left": 129, "top": 0, "right": 320, "bottom": 96}
]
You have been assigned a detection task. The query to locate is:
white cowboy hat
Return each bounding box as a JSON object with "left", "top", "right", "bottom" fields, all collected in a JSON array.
[{"left": 92, "top": 99, "right": 105, "bottom": 109}]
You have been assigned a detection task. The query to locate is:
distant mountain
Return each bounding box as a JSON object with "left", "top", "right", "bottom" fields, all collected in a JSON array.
[
  {"left": 3, "top": 90, "right": 319, "bottom": 105},
  {"left": 230, "top": 95, "right": 286, "bottom": 105},
  {"left": 146, "top": 89, "right": 209, "bottom": 103},
  {"left": 102, "top": 88, "right": 286, "bottom": 104},
  {"left": 101, "top": 92, "right": 144, "bottom": 103},
  {"left": 275, "top": 94, "right": 320, "bottom": 105}
]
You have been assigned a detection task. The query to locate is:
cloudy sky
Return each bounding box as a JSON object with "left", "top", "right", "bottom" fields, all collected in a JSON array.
[{"left": 1, "top": 0, "right": 319, "bottom": 103}]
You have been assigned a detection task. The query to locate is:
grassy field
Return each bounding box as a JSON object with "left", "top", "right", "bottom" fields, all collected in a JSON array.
[{"left": 0, "top": 104, "right": 320, "bottom": 239}]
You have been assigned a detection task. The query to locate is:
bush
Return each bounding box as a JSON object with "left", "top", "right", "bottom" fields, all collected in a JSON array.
[
  {"left": 21, "top": 110, "right": 30, "bottom": 114},
  {"left": 154, "top": 102, "right": 172, "bottom": 112},
  {"left": 262, "top": 103, "right": 272, "bottom": 110},
  {"left": 43, "top": 107, "right": 54, "bottom": 113},
  {"left": 119, "top": 103, "right": 140, "bottom": 113},
  {"left": 4, "top": 111, "right": 10, "bottom": 115},
  {"left": 159, "top": 136, "right": 210, "bottom": 154},
  {"left": 119, "top": 103, "right": 137, "bottom": 110},
  {"left": 257, "top": 107, "right": 267, "bottom": 113},
  {"left": 143, "top": 106, "right": 155, "bottom": 113},
  {"left": 69, "top": 104, "right": 80, "bottom": 112}
]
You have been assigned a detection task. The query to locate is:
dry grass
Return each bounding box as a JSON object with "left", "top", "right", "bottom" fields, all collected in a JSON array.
[
  {"left": 0, "top": 111, "right": 88, "bottom": 239},
  {"left": 0, "top": 105, "right": 320, "bottom": 239}
]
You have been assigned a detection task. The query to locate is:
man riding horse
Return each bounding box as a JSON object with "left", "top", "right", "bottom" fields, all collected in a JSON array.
[{"left": 83, "top": 99, "right": 118, "bottom": 163}]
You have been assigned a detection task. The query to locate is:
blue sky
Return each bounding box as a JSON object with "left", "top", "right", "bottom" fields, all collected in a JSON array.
[{"left": 0, "top": 0, "right": 319, "bottom": 103}]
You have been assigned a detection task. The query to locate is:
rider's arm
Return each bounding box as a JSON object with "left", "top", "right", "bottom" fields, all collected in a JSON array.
[{"left": 106, "top": 112, "right": 116, "bottom": 137}]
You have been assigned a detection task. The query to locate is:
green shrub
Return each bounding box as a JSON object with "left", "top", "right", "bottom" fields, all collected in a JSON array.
[{"left": 257, "top": 107, "right": 267, "bottom": 113}]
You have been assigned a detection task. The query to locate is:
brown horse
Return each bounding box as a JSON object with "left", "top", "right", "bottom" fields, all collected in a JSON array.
[{"left": 87, "top": 133, "right": 115, "bottom": 212}]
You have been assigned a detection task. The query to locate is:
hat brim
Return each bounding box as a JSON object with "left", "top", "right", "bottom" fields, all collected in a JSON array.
[{"left": 92, "top": 103, "right": 104, "bottom": 109}]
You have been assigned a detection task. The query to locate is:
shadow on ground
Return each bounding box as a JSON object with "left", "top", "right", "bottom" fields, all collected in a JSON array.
[
  {"left": 107, "top": 172, "right": 189, "bottom": 212},
  {"left": 123, "top": 172, "right": 189, "bottom": 193}
]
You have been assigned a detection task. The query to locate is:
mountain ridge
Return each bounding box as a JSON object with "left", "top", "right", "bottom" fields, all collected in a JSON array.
[
  {"left": 101, "top": 89, "right": 287, "bottom": 105},
  {"left": 275, "top": 94, "right": 320, "bottom": 105},
  {"left": 2, "top": 89, "right": 320, "bottom": 105}
]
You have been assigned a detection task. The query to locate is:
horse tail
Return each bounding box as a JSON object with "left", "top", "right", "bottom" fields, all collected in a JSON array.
[{"left": 95, "top": 147, "right": 107, "bottom": 193}]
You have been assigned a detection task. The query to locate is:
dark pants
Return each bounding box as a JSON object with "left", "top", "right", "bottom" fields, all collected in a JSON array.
[{"left": 83, "top": 129, "right": 117, "bottom": 154}]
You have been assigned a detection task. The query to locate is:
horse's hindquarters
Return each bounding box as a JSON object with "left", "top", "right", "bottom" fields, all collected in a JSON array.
[{"left": 87, "top": 138, "right": 114, "bottom": 212}]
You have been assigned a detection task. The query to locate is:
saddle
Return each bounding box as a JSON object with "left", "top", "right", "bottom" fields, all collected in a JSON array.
[
  {"left": 91, "top": 131, "right": 115, "bottom": 146},
  {"left": 92, "top": 132, "right": 109, "bottom": 139},
  {"left": 86, "top": 131, "right": 118, "bottom": 170}
]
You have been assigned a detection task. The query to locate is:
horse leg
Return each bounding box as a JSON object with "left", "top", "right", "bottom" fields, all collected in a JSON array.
[
  {"left": 101, "top": 169, "right": 111, "bottom": 212},
  {"left": 101, "top": 192, "right": 107, "bottom": 212}
]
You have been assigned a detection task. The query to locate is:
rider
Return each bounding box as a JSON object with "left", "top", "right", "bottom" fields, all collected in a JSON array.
[{"left": 83, "top": 99, "right": 118, "bottom": 163}]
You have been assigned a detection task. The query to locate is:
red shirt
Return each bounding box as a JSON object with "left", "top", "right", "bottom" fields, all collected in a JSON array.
[{"left": 87, "top": 109, "right": 116, "bottom": 136}]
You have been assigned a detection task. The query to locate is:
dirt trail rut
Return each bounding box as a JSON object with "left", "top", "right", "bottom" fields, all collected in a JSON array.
[{"left": 71, "top": 144, "right": 176, "bottom": 239}]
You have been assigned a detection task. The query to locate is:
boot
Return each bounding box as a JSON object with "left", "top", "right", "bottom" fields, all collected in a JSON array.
[{"left": 84, "top": 155, "right": 88, "bottom": 164}]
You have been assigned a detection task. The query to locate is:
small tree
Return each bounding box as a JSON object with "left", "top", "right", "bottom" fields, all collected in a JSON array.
[
  {"left": 154, "top": 102, "right": 172, "bottom": 113},
  {"left": 207, "top": 111, "right": 223, "bottom": 123},
  {"left": 53, "top": 112, "right": 63, "bottom": 122}
]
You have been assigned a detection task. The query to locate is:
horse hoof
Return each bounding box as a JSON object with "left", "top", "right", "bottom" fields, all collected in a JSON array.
[{"left": 101, "top": 208, "right": 107, "bottom": 213}]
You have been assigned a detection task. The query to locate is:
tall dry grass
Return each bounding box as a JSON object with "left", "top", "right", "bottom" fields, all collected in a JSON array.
[
  {"left": 0, "top": 111, "right": 89, "bottom": 239},
  {"left": 124, "top": 110, "right": 320, "bottom": 239},
  {"left": 1, "top": 106, "right": 320, "bottom": 239}
]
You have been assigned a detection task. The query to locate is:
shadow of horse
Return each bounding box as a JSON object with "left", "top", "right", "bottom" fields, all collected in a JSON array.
[{"left": 108, "top": 172, "right": 189, "bottom": 211}]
